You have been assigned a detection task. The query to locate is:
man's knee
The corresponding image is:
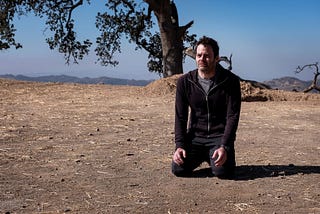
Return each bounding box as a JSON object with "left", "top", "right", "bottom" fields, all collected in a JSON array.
[
  {"left": 211, "top": 165, "right": 235, "bottom": 179},
  {"left": 171, "top": 162, "right": 191, "bottom": 177}
]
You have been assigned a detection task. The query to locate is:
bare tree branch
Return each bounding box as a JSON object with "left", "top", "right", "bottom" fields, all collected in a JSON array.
[{"left": 295, "top": 62, "right": 320, "bottom": 93}]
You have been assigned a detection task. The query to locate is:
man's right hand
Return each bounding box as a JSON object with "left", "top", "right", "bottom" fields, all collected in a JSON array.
[{"left": 173, "top": 148, "right": 186, "bottom": 165}]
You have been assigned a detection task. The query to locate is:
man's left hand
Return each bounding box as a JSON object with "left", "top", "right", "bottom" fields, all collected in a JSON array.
[{"left": 212, "top": 147, "right": 227, "bottom": 167}]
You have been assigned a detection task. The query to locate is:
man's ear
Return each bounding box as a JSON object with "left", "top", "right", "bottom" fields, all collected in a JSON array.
[{"left": 215, "top": 56, "right": 220, "bottom": 63}]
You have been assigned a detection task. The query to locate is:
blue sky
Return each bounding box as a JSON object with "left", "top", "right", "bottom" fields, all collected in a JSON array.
[{"left": 1, "top": 0, "right": 320, "bottom": 81}]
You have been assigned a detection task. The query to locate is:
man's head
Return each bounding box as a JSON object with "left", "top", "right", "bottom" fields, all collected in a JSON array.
[
  {"left": 196, "top": 36, "right": 219, "bottom": 58},
  {"left": 195, "top": 36, "right": 220, "bottom": 76}
]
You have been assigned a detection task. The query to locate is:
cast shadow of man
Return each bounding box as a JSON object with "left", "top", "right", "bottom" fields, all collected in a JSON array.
[{"left": 190, "top": 164, "right": 320, "bottom": 180}]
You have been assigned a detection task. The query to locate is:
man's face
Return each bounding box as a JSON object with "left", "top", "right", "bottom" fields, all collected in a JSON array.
[{"left": 196, "top": 44, "right": 218, "bottom": 74}]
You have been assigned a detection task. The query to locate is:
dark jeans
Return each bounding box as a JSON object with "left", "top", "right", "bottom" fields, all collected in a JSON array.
[{"left": 171, "top": 142, "right": 236, "bottom": 178}]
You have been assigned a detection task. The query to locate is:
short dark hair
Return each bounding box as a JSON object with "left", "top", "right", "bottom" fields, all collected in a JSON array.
[{"left": 196, "top": 36, "right": 219, "bottom": 58}]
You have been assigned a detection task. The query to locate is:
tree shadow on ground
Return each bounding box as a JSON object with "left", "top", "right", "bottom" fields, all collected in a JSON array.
[{"left": 190, "top": 164, "right": 320, "bottom": 180}]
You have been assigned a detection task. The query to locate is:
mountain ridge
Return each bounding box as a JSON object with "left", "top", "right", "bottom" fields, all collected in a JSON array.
[
  {"left": 0, "top": 74, "right": 153, "bottom": 86},
  {"left": 263, "top": 76, "right": 312, "bottom": 92},
  {"left": 0, "top": 74, "right": 314, "bottom": 92}
]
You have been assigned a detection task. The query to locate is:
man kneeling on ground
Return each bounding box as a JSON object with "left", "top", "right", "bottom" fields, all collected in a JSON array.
[{"left": 172, "top": 36, "right": 241, "bottom": 178}]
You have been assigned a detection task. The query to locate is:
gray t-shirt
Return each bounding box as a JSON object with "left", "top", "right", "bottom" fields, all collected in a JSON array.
[{"left": 198, "top": 75, "right": 214, "bottom": 94}]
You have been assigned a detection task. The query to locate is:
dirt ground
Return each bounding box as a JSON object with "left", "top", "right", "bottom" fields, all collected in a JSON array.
[{"left": 0, "top": 77, "right": 320, "bottom": 213}]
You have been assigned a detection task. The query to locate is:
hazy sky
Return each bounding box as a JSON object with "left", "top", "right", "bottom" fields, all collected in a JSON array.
[{"left": 1, "top": 0, "right": 320, "bottom": 81}]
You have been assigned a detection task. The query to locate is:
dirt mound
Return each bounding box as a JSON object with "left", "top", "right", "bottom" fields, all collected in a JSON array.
[
  {"left": 144, "top": 75, "right": 320, "bottom": 102},
  {"left": 241, "top": 81, "right": 320, "bottom": 101},
  {"left": 144, "top": 74, "right": 182, "bottom": 96}
]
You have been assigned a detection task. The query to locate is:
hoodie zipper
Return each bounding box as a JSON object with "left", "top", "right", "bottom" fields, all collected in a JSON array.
[
  {"left": 188, "top": 76, "right": 229, "bottom": 137},
  {"left": 188, "top": 79, "right": 212, "bottom": 136}
]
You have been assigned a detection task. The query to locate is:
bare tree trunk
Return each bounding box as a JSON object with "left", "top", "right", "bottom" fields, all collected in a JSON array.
[
  {"left": 150, "top": 0, "right": 193, "bottom": 77},
  {"left": 160, "top": 29, "right": 184, "bottom": 78}
]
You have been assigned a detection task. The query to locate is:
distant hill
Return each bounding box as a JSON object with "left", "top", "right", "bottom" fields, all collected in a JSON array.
[
  {"left": 263, "top": 76, "right": 312, "bottom": 92},
  {"left": 0, "top": 74, "right": 153, "bottom": 86},
  {"left": 0, "top": 74, "right": 315, "bottom": 92}
]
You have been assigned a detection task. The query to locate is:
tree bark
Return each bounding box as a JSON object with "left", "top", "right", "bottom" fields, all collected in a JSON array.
[{"left": 147, "top": 0, "right": 191, "bottom": 77}]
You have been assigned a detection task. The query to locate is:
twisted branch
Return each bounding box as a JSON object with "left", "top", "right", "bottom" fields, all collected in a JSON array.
[{"left": 295, "top": 62, "right": 320, "bottom": 93}]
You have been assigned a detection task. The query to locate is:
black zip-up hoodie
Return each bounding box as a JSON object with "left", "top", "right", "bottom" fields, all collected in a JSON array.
[{"left": 175, "top": 64, "right": 241, "bottom": 150}]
